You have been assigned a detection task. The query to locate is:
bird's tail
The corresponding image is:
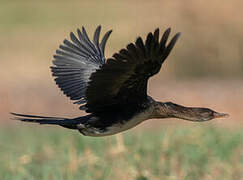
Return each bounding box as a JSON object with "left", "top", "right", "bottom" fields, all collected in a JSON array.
[{"left": 11, "top": 113, "right": 83, "bottom": 130}]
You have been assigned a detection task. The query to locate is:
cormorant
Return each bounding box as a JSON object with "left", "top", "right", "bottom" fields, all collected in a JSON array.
[{"left": 12, "top": 26, "right": 229, "bottom": 137}]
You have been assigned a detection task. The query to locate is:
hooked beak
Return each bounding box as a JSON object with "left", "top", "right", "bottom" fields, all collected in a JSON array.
[{"left": 213, "top": 112, "right": 229, "bottom": 119}]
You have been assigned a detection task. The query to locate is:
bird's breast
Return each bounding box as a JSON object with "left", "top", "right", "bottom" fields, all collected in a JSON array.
[{"left": 81, "top": 106, "right": 153, "bottom": 137}]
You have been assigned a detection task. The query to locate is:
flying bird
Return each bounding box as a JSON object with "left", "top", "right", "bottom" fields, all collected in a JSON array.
[{"left": 12, "top": 26, "right": 229, "bottom": 137}]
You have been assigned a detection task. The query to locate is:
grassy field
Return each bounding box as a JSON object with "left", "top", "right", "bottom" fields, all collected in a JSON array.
[{"left": 0, "top": 125, "right": 242, "bottom": 180}]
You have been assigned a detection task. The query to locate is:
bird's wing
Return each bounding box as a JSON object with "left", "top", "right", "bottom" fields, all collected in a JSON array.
[
  {"left": 85, "top": 28, "right": 181, "bottom": 114},
  {"left": 51, "top": 26, "right": 112, "bottom": 105}
]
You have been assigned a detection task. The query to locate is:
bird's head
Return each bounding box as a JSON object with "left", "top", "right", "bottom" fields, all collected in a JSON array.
[{"left": 187, "top": 107, "right": 229, "bottom": 121}]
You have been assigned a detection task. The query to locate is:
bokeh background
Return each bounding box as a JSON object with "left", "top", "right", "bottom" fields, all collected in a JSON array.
[{"left": 0, "top": 0, "right": 242, "bottom": 179}]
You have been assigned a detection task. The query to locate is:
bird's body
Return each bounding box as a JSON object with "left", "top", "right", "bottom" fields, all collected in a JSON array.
[
  {"left": 77, "top": 107, "right": 151, "bottom": 137},
  {"left": 12, "top": 26, "right": 228, "bottom": 137},
  {"left": 77, "top": 96, "right": 154, "bottom": 136}
]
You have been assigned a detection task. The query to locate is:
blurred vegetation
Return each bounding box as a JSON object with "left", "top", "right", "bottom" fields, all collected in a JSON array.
[
  {"left": 0, "top": 125, "right": 242, "bottom": 179},
  {"left": 0, "top": 1, "right": 242, "bottom": 179},
  {"left": 0, "top": 0, "right": 243, "bottom": 79}
]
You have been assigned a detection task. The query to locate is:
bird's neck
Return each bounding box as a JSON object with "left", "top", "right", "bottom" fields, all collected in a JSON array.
[{"left": 151, "top": 101, "right": 202, "bottom": 121}]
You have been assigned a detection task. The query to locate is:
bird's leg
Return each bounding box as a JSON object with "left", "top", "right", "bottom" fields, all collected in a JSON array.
[
  {"left": 77, "top": 124, "right": 87, "bottom": 135},
  {"left": 77, "top": 123, "right": 106, "bottom": 136}
]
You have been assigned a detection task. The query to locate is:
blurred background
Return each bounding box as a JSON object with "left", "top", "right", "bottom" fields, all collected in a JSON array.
[{"left": 0, "top": 0, "right": 242, "bottom": 179}]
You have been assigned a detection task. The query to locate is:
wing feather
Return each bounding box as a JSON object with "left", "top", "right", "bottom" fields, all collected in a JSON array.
[
  {"left": 100, "top": 30, "right": 113, "bottom": 57},
  {"left": 85, "top": 28, "right": 181, "bottom": 115},
  {"left": 51, "top": 26, "right": 112, "bottom": 106}
]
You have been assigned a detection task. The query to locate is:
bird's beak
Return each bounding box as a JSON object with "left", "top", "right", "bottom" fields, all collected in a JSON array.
[{"left": 213, "top": 112, "right": 229, "bottom": 119}]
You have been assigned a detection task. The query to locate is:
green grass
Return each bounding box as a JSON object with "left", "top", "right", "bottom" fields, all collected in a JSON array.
[{"left": 0, "top": 125, "right": 242, "bottom": 179}]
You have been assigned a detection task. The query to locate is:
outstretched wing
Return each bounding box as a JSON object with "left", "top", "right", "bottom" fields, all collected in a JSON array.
[
  {"left": 85, "top": 28, "right": 181, "bottom": 114},
  {"left": 51, "top": 26, "right": 112, "bottom": 105}
]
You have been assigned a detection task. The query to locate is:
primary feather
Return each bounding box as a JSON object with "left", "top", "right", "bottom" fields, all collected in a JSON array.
[{"left": 51, "top": 26, "right": 112, "bottom": 106}]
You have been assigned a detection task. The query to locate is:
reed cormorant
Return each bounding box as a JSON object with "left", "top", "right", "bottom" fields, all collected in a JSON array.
[{"left": 12, "top": 26, "right": 229, "bottom": 137}]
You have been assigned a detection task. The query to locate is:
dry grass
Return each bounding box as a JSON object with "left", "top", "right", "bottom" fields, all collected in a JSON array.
[{"left": 0, "top": 125, "right": 242, "bottom": 180}]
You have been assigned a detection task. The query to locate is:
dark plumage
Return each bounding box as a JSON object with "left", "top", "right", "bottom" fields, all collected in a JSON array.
[{"left": 12, "top": 26, "right": 229, "bottom": 137}]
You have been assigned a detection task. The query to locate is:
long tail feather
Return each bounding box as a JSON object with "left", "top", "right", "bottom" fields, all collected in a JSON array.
[{"left": 11, "top": 113, "right": 81, "bottom": 129}]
